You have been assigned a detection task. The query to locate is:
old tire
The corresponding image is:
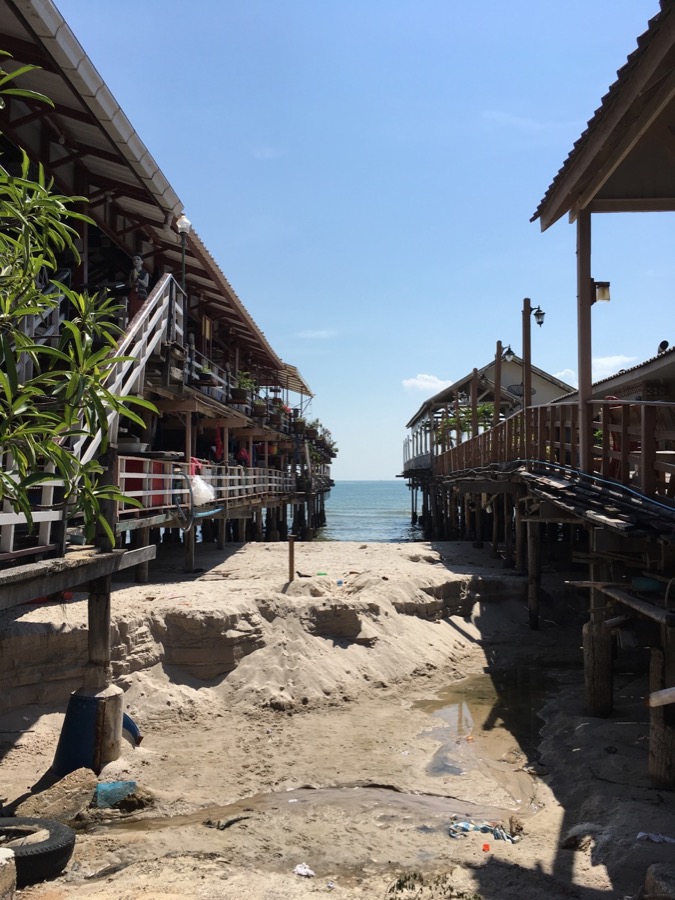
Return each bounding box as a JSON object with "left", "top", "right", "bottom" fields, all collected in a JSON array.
[{"left": 0, "top": 816, "right": 75, "bottom": 886}]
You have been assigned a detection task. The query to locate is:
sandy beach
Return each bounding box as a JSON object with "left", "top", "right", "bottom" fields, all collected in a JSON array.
[{"left": 1, "top": 540, "right": 672, "bottom": 899}]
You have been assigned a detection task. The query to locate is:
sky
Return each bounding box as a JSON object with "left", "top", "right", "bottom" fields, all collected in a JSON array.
[{"left": 53, "top": 0, "right": 667, "bottom": 480}]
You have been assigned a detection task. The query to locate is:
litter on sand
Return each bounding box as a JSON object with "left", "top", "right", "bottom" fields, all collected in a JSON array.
[
  {"left": 636, "top": 832, "right": 675, "bottom": 844},
  {"left": 448, "top": 820, "right": 521, "bottom": 843},
  {"left": 293, "top": 863, "right": 315, "bottom": 877}
]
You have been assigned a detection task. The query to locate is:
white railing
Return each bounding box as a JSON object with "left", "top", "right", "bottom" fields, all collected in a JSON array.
[
  {"left": 117, "top": 456, "right": 296, "bottom": 522},
  {"left": 75, "top": 274, "right": 181, "bottom": 465},
  {"left": 1, "top": 275, "right": 182, "bottom": 561}
]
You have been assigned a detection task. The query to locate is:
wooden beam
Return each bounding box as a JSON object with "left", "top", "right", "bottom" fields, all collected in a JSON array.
[
  {"left": 0, "top": 546, "right": 156, "bottom": 611},
  {"left": 648, "top": 686, "right": 675, "bottom": 708}
]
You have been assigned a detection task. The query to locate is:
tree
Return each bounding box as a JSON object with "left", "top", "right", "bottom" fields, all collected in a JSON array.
[{"left": 0, "top": 53, "right": 154, "bottom": 548}]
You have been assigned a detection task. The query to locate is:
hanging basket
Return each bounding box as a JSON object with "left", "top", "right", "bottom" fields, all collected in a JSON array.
[{"left": 229, "top": 388, "right": 248, "bottom": 403}]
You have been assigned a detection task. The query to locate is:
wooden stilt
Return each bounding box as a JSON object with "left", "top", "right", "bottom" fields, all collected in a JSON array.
[
  {"left": 473, "top": 495, "right": 484, "bottom": 548},
  {"left": 503, "top": 493, "right": 514, "bottom": 568},
  {"left": 515, "top": 496, "right": 525, "bottom": 573},
  {"left": 184, "top": 413, "right": 195, "bottom": 570},
  {"left": 527, "top": 520, "right": 540, "bottom": 630},
  {"left": 649, "top": 645, "right": 675, "bottom": 788},
  {"left": 134, "top": 527, "right": 150, "bottom": 583},
  {"left": 583, "top": 528, "right": 613, "bottom": 717},
  {"left": 490, "top": 494, "right": 500, "bottom": 558}
]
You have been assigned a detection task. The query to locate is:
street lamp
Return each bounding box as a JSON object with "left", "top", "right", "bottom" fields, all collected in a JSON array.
[
  {"left": 176, "top": 213, "right": 191, "bottom": 294},
  {"left": 522, "top": 297, "right": 545, "bottom": 419}
]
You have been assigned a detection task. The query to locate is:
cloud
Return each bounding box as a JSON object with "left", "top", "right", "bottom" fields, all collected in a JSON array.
[
  {"left": 295, "top": 328, "right": 336, "bottom": 340},
  {"left": 592, "top": 354, "right": 638, "bottom": 382},
  {"left": 251, "top": 145, "right": 281, "bottom": 160},
  {"left": 402, "top": 373, "right": 453, "bottom": 393},
  {"left": 556, "top": 368, "right": 577, "bottom": 388},
  {"left": 554, "top": 356, "right": 639, "bottom": 389},
  {"left": 481, "top": 110, "right": 580, "bottom": 135}
]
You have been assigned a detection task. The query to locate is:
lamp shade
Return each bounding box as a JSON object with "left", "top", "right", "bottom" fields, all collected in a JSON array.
[
  {"left": 593, "top": 280, "right": 611, "bottom": 303},
  {"left": 533, "top": 306, "right": 545, "bottom": 327},
  {"left": 176, "top": 213, "right": 192, "bottom": 235}
]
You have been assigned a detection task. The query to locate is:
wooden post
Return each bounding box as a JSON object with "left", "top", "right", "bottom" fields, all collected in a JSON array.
[
  {"left": 577, "top": 208, "right": 594, "bottom": 474},
  {"left": 184, "top": 413, "right": 195, "bottom": 572},
  {"left": 88, "top": 574, "right": 112, "bottom": 684},
  {"left": 583, "top": 527, "right": 613, "bottom": 716},
  {"left": 503, "top": 493, "right": 514, "bottom": 568},
  {"left": 515, "top": 492, "right": 525, "bottom": 573},
  {"left": 527, "top": 520, "right": 540, "bottom": 630},
  {"left": 490, "top": 493, "right": 500, "bottom": 558},
  {"left": 649, "top": 644, "right": 675, "bottom": 788},
  {"left": 135, "top": 526, "right": 150, "bottom": 583},
  {"left": 641, "top": 404, "right": 656, "bottom": 496},
  {"left": 473, "top": 494, "right": 484, "bottom": 548},
  {"left": 471, "top": 369, "right": 479, "bottom": 438},
  {"left": 494, "top": 341, "right": 502, "bottom": 428},
  {"left": 288, "top": 534, "right": 295, "bottom": 583}
]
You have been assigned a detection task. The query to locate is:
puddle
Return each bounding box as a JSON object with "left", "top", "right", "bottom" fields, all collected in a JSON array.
[
  {"left": 98, "top": 783, "right": 521, "bottom": 835},
  {"left": 96, "top": 667, "right": 556, "bottom": 836},
  {"left": 413, "top": 668, "right": 555, "bottom": 808}
]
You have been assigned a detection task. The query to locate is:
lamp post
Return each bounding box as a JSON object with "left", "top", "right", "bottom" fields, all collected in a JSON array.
[
  {"left": 172, "top": 213, "right": 191, "bottom": 345},
  {"left": 522, "top": 297, "right": 545, "bottom": 419},
  {"left": 176, "top": 213, "right": 191, "bottom": 293},
  {"left": 175, "top": 212, "right": 193, "bottom": 572}
]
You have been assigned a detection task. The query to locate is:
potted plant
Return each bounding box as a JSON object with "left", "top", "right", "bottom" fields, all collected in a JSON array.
[
  {"left": 251, "top": 397, "right": 267, "bottom": 418},
  {"left": 293, "top": 415, "right": 306, "bottom": 435},
  {"left": 305, "top": 418, "right": 320, "bottom": 440},
  {"left": 230, "top": 370, "right": 255, "bottom": 403}
]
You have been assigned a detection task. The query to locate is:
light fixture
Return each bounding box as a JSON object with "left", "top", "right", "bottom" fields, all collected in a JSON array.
[
  {"left": 503, "top": 344, "right": 514, "bottom": 363},
  {"left": 533, "top": 306, "right": 545, "bottom": 327},
  {"left": 592, "top": 279, "right": 611, "bottom": 304},
  {"left": 176, "top": 213, "right": 191, "bottom": 236}
]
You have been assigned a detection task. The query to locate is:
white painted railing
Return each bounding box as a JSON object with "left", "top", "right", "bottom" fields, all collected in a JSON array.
[
  {"left": 117, "top": 456, "right": 296, "bottom": 521},
  {"left": 75, "top": 274, "right": 181, "bottom": 465},
  {"left": 1, "top": 275, "right": 182, "bottom": 560}
]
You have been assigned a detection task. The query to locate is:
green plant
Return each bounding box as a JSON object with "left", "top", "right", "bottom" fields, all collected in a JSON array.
[
  {"left": 236, "top": 371, "right": 256, "bottom": 390},
  {"left": 0, "top": 53, "right": 155, "bottom": 547}
]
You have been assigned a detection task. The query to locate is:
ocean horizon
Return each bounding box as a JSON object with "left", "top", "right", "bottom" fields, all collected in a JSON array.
[{"left": 319, "top": 479, "right": 423, "bottom": 542}]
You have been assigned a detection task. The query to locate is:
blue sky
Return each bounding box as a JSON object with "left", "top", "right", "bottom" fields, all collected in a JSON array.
[{"left": 55, "top": 0, "right": 665, "bottom": 479}]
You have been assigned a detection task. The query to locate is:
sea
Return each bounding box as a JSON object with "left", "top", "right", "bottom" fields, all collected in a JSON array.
[{"left": 319, "top": 480, "right": 423, "bottom": 542}]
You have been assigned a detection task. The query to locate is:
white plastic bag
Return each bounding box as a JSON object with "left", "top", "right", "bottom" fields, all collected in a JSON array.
[{"left": 190, "top": 473, "right": 215, "bottom": 506}]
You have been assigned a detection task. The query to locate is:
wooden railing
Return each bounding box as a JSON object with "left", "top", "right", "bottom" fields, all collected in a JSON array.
[{"left": 429, "top": 399, "right": 675, "bottom": 502}]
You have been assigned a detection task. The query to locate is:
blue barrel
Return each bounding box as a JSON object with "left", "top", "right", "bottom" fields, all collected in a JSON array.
[{"left": 52, "top": 692, "right": 99, "bottom": 776}]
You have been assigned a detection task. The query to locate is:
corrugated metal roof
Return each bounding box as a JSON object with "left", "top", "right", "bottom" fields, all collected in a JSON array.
[{"left": 531, "top": 2, "right": 672, "bottom": 229}]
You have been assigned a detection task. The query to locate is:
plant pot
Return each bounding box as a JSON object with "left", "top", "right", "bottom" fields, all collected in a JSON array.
[
  {"left": 252, "top": 403, "right": 267, "bottom": 418},
  {"left": 229, "top": 387, "right": 248, "bottom": 403},
  {"left": 306, "top": 427, "right": 318, "bottom": 440},
  {"left": 293, "top": 421, "right": 305, "bottom": 435},
  {"left": 268, "top": 413, "right": 282, "bottom": 427}
]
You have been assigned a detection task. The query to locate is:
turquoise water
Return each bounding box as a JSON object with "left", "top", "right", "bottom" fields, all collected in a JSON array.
[{"left": 320, "top": 480, "right": 423, "bottom": 542}]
